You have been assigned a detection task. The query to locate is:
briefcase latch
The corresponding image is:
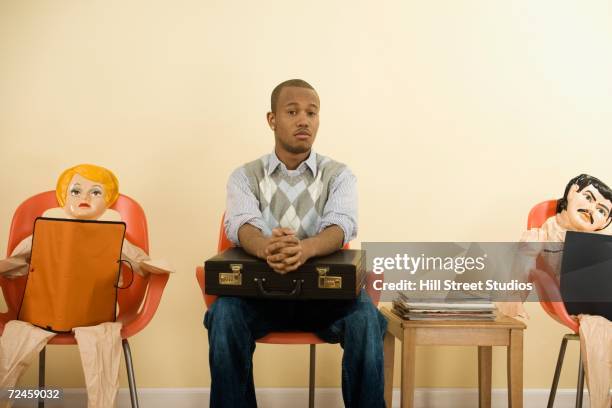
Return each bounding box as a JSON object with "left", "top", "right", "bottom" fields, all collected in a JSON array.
[
  {"left": 219, "top": 264, "right": 243, "bottom": 286},
  {"left": 317, "top": 266, "right": 342, "bottom": 289}
]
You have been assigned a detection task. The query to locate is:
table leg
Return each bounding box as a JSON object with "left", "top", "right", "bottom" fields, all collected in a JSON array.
[
  {"left": 400, "top": 328, "right": 416, "bottom": 408},
  {"left": 478, "top": 346, "right": 492, "bottom": 408},
  {"left": 507, "top": 329, "right": 523, "bottom": 408},
  {"left": 384, "top": 331, "right": 395, "bottom": 408}
]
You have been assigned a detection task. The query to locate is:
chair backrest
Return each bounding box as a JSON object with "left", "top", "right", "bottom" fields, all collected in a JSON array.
[
  {"left": 526, "top": 199, "right": 579, "bottom": 333},
  {"left": 217, "top": 214, "right": 233, "bottom": 253},
  {"left": 1, "top": 191, "right": 150, "bottom": 323},
  {"left": 527, "top": 200, "right": 558, "bottom": 230},
  {"left": 201, "top": 216, "right": 232, "bottom": 307}
]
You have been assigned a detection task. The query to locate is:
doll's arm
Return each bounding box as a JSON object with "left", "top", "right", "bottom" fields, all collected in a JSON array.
[
  {"left": 0, "top": 236, "right": 32, "bottom": 277},
  {"left": 121, "top": 240, "right": 174, "bottom": 276},
  {"left": 495, "top": 228, "right": 548, "bottom": 318}
]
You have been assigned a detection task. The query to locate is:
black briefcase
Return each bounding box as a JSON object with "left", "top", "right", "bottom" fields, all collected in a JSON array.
[{"left": 204, "top": 248, "right": 365, "bottom": 300}]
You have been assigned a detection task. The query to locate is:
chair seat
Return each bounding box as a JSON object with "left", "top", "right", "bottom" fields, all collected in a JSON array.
[
  {"left": 46, "top": 334, "right": 77, "bottom": 345},
  {"left": 258, "top": 332, "right": 324, "bottom": 345}
]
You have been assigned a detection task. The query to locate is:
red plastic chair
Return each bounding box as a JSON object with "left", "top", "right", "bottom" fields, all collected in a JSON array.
[
  {"left": 196, "top": 217, "right": 381, "bottom": 408},
  {"left": 0, "top": 191, "right": 169, "bottom": 408},
  {"left": 527, "top": 200, "right": 584, "bottom": 407}
]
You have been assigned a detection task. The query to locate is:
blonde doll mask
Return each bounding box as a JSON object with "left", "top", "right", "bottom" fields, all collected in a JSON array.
[{"left": 55, "top": 164, "right": 119, "bottom": 220}]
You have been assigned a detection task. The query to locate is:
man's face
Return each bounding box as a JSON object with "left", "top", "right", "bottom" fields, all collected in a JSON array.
[
  {"left": 267, "top": 86, "right": 320, "bottom": 155},
  {"left": 565, "top": 184, "right": 612, "bottom": 231},
  {"left": 63, "top": 173, "right": 108, "bottom": 220}
]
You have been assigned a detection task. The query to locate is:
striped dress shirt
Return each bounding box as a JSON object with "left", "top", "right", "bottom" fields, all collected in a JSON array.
[{"left": 224, "top": 151, "right": 358, "bottom": 245}]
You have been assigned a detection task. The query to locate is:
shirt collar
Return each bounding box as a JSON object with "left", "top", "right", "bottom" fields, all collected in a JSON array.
[{"left": 267, "top": 151, "right": 317, "bottom": 176}]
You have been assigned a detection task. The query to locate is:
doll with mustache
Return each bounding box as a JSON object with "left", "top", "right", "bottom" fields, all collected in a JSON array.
[
  {"left": 501, "top": 174, "right": 611, "bottom": 408},
  {"left": 540, "top": 174, "right": 612, "bottom": 242}
]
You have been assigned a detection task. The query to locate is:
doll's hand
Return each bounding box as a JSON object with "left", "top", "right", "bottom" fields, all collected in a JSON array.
[
  {"left": 495, "top": 301, "right": 530, "bottom": 319},
  {"left": 518, "top": 229, "right": 544, "bottom": 257},
  {"left": 139, "top": 260, "right": 174, "bottom": 275},
  {"left": 520, "top": 228, "right": 547, "bottom": 242}
]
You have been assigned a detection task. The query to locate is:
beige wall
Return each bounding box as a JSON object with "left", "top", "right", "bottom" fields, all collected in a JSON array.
[{"left": 0, "top": 0, "right": 610, "bottom": 389}]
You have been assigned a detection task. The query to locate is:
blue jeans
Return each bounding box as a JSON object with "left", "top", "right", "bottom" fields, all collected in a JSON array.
[{"left": 204, "top": 290, "right": 387, "bottom": 408}]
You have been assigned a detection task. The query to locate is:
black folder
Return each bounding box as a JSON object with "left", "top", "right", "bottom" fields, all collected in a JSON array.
[{"left": 560, "top": 231, "right": 612, "bottom": 320}]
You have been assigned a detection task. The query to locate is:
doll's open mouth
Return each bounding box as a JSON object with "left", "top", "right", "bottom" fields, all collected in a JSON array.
[
  {"left": 78, "top": 203, "right": 91, "bottom": 208},
  {"left": 578, "top": 209, "right": 593, "bottom": 224}
]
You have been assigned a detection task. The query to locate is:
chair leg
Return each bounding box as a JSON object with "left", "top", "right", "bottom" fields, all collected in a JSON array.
[
  {"left": 547, "top": 336, "right": 568, "bottom": 408},
  {"left": 38, "top": 347, "right": 46, "bottom": 408},
  {"left": 308, "top": 344, "right": 316, "bottom": 408},
  {"left": 122, "top": 339, "right": 140, "bottom": 408},
  {"left": 575, "top": 351, "right": 585, "bottom": 408}
]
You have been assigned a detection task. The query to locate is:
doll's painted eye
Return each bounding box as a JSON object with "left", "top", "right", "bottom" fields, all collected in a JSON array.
[
  {"left": 597, "top": 207, "right": 609, "bottom": 218},
  {"left": 584, "top": 193, "right": 593, "bottom": 202},
  {"left": 70, "top": 187, "right": 81, "bottom": 196},
  {"left": 89, "top": 187, "right": 103, "bottom": 197}
]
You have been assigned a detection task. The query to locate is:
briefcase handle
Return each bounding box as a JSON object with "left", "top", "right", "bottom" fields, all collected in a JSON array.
[{"left": 254, "top": 277, "right": 303, "bottom": 298}]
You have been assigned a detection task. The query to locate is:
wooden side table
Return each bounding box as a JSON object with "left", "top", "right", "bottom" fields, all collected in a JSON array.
[{"left": 381, "top": 307, "right": 526, "bottom": 408}]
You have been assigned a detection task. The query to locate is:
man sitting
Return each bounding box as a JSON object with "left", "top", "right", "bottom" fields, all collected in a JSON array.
[{"left": 204, "top": 79, "right": 387, "bottom": 408}]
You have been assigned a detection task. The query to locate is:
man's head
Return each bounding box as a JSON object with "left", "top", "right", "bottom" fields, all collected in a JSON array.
[
  {"left": 56, "top": 164, "right": 119, "bottom": 220},
  {"left": 267, "top": 79, "right": 320, "bottom": 158},
  {"left": 556, "top": 174, "right": 612, "bottom": 231}
]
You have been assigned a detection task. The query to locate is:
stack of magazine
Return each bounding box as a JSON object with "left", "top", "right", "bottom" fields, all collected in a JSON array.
[{"left": 392, "top": 292, "right": 496, "bottom": 321}]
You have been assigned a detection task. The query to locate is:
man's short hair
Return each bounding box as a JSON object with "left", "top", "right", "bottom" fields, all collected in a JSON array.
[
  {"left": 556, "top": 173, "right": 612, "bottom": 215},
  {"left": 270, "top": 79, "right": 316, "bottom": 112}
]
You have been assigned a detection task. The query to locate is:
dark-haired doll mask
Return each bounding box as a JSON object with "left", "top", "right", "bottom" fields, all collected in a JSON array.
[
  {"left": 558, "top": 184, "right": 612, "bottom": 232},
  {"left": 499, "top": 175, "right": 612, "bottom": 408}
]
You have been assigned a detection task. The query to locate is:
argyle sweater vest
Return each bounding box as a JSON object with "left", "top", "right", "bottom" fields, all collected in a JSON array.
[{"left": 243, "top": 154, "right": 346, "bottom": 239}]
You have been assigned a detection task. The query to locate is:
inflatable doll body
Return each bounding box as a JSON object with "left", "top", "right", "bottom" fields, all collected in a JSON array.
[
  {"left": 502, "top": 174, "right": 612, "bottom": 408},
  {"left": 0, "top": 164, "right": 172, "bottom": 408}
]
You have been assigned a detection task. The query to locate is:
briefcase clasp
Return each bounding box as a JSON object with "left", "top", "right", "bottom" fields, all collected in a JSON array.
[
  {"left": 219, "top": 264, "right": 243, "bottom": 286},
  {"left": 317, "top": 266, "right": 342, "bottom": 289}
]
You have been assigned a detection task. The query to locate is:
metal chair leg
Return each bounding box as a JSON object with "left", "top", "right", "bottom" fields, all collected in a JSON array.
[
  {"left": 38, "top": 347, "right": 46, "bottom": 408},
  {"left": 122, "top": 339, "right": 140, "bottom": 408},
  {"left": 308, "top": 344, "right": 316, "bottom": 408},
  {"left": 575, "top": 351, "right": 585, "bottom": 408},
  {"left": 547, "top": 336, "right": 568, "bottom": 408}
]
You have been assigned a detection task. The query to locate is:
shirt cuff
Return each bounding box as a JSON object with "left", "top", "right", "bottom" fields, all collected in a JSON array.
[
  {"left": 319, "top": 216, "right": 356, "bottom": 246},
  {"left": 226, "top": 216, "right": 272, "bottom": 246}
]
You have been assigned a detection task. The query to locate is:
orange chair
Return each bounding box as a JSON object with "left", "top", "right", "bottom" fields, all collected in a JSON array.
[
  {"left": 0, "top": 191, "right": 169, "bottom": 408},
  {"left": 196, "top": 217, "right": 381, "bottom": 408},
  {"left": 527, "top": 200, "right": 584, "bottom": 408}
]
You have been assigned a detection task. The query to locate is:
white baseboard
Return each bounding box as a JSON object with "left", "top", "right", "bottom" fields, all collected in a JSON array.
[{"left": 12, "top": 387, "right": 591, "bottom": 407}]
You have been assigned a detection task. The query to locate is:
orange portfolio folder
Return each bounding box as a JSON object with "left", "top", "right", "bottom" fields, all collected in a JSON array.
[{"left": 18, "top": 217, "right": 126, "bottom": 332}]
